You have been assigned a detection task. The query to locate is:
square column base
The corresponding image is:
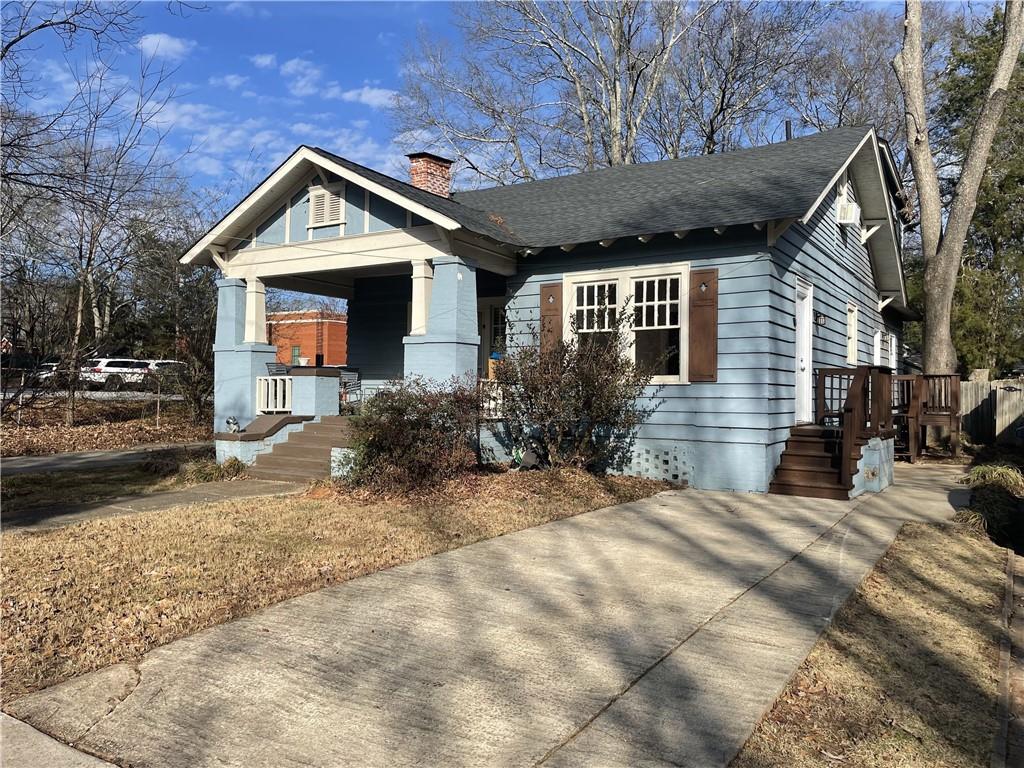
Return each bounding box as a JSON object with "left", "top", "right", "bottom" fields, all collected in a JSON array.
[
  {"left": 213, "top": 342, "right": 277, "bottom": 433},
  {"left": 403, "top": 334, "right": 480, "bottom": 382}
]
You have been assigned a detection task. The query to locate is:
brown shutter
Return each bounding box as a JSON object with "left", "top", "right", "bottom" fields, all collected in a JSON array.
[
  {"left": 539, "top": 282, "right": 562, "bottom": 355},
  {"left": 689, "top": 269, "right": 718, "bottom": 382}
]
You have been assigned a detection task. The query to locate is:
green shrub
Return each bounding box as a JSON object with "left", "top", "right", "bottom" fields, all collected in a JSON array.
[
  {"left": 493, "top": 302, "right": 661, "bottom": 472},
  {"left": 348, "top": 379, "right": 479, "bottom": 490}
]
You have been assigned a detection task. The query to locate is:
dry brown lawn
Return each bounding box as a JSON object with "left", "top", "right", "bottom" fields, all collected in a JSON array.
[
  {"left": 1, "top": 469, "right": 663, "bottom": 705},
  {"left": 1, "top": 398, "right": 211, "bottom": 457},
  {"left": 732, "top": 522, "right": 1006, "bottom": 768}
]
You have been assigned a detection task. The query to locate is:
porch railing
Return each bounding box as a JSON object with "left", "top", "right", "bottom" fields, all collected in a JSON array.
[
  {"left": 479, "top": 379, "right": 503, "bottom": 420},
  {"left": 256, "top": 375, "right": 293, "bottom": 414},
  {"left": 816, "top": 365, "right": 894, "bottom": 488}
]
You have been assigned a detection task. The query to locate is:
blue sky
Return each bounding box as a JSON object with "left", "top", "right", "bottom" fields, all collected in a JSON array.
[{"left": 32, "top": 1, "right": 454, "bottom": 190}]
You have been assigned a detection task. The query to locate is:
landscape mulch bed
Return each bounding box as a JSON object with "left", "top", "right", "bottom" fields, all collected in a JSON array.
[
  {"left": 1, "top": 398, "right": 211, "bottom": 457},
  {"left": 1, "top": 468, "right": 664, "bottom": 704},
  {"left": 732, "top": 521, "right": 1006, "bottom": 768}
]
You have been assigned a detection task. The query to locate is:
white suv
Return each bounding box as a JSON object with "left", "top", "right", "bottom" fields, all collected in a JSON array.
[{"left": 80, "top": 359, "right": 153, "bottom": 390}]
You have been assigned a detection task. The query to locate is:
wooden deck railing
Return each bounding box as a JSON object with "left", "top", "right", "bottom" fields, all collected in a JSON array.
[{"left": 816, "top": 365, "right": 894, "bottom": 487}]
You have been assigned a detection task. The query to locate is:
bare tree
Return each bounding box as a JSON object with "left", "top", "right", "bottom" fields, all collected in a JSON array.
[
  {"left": 892, "top": 0, "right": 1024, "bottom": 373},
  {"left": 645, "top": 0, "right": 837, "bottom": 158},
  {"left": 396, "top": 0, "right": 710, "bottom": 184}
]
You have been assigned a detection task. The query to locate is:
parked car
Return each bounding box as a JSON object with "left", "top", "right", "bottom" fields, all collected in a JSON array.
[
  {"left": 143, "top": 359, "right": 185, "bottom": 392},
  {"left": 80, "top": 359, "right": 153, "bottom": 390}
]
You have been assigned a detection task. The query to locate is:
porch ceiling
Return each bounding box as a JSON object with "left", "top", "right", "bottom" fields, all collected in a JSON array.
[{"left": 261, "top": 263, "right": 412, "bottom": 300}]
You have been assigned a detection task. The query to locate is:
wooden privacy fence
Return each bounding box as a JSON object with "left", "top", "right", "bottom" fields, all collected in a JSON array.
[{"left": 961, "top": 379, "right": 1024, "bottom": 445}]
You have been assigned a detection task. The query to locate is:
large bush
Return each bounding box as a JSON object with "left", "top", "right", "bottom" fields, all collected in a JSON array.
[
  {"left": 349, "top": 379, "right": 480, "bottom": 490},
  {"left": 493, "top": 305, "right": 661, "bottom": 471}
]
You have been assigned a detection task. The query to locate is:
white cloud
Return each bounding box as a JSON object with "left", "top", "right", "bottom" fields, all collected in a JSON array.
[
  {"left": 191, "top": 155, "right": 227, "bottom": 176},
  {"left": 224, "top": 2, "right": 271, "bottom": 18},
  {"left": 280, "top": 58, "right": 322, "bottom": 97},
  {"left": 137, "top": 33, "right": 196, "bottom": 62},
  {"left": 209, "top": 74, "right": 250, "bottom": 90},
  {"left": 150, "top": 101, "right": 225, "bottom": 131},
  {"left": 287, "top": 121, "right": 406, "bottom": 175},
  {"left": 249, "top": 53, "right": 277, "bottom": 69},
  {"left": 323, "top": 84, "right": 398, "bottom": 109}
]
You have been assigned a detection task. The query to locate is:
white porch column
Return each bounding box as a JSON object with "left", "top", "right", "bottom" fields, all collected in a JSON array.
[
  {"left": 244, "top": 277, "right": 268, "bottom": 344},
  {"left": 410, "top": 260, "right": 433, "bottom": 336}
]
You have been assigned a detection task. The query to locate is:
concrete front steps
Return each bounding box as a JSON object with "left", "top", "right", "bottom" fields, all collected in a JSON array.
[
  {"left": 769, "top": 424, "right": 862, "bottom": 500},
  {"left": 247, "top": 416, "right": 355, "bottom": 483}
]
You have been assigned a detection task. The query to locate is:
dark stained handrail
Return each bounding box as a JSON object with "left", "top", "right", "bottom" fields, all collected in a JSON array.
[{"left": 816, "top": 365, "right": 895, "bottom": 487}]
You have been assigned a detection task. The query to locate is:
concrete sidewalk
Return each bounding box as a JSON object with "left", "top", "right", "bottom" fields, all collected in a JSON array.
[
  {"left": 2, "top": 442, "right": 213, "bottom": 476},
  {"left": 3, "top": 479, "right": 306, "bottom": 531},
  {"left": 4, "top": 465, "right": 968, "bottom": 768}
]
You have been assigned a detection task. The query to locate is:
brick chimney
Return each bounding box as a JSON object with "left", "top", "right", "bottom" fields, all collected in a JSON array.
[{"left": 407, "top": 152, "right": 453, "bottom": 197}]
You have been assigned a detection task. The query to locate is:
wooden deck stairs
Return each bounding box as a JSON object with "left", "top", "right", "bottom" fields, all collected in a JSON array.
[
  {"left": 770, "top": 365, "right": 897, "bottom": 500},
  {"left": 247, "top": 416, "right": 354, "bottom": 482},
  {"left": 768, "top": 424, "right": 862, "bottom": 500}
]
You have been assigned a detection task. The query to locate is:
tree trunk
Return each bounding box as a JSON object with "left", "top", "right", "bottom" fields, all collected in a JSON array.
[{"left": 893, "top": 0, "right": 1024, "bottom": 374}]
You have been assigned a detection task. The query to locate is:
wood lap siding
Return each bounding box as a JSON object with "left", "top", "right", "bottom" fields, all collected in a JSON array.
[
  {"left": 504, "top": 230, "right": 784, "bottom": 491},
  {"left": 771, "top": 187, "right": 900, "bottom": 382},
  {"left": 346, "top": 275, "right": 411, "bottom": 388}
]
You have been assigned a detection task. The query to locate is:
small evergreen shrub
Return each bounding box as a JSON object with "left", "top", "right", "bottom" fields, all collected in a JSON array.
[{"left": 349, "top": 379, "right": 480, "bottom": 490}]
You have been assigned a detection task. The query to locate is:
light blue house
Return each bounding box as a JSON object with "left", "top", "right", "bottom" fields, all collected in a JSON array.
[{"left": 181, "top": 126, "right": 911, "bottom": 495}]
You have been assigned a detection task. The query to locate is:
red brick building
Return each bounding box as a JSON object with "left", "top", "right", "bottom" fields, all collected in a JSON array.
[{"left": 267, "top": 309, "right": 348, "bottom": 367}]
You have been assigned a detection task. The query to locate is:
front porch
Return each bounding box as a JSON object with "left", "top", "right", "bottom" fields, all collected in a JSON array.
[{"left": 212, "top": 243, "right": 513, "bottom": 463}]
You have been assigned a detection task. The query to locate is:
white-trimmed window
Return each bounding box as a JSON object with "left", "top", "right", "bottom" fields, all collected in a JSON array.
[
  {"left": 308, "top": 183, "right": 344, "bottom": 227},
  {"left": 846, "top": 302, "right": 859, "bottom": 365},
  {"left": 564, "top": 263, "right": 689, "bottom": 384},
  {"left": 872, "top": 330, "right": 882, "bottom": 366},
  {"left": 888, "top": 333, "right": 898, "bottom": 370}
]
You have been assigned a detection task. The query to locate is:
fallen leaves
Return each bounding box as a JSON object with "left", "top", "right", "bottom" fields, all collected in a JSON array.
[
  {"left": 1, "top": 399, "right": 211, "bottom": 457},
  {"left": 1, "top": 468, "right": 665, "bottom": 704}
]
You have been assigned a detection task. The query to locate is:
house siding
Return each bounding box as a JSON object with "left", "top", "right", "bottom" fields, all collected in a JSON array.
[
  {"left": 506, "top": 229, "right": 782, "bottom": 492},
  {"left": 504, "top": 188, "right": 903, "bottom": 493},
  {"left": 771, "top": 186, "right": 903, "bottom": 384}
]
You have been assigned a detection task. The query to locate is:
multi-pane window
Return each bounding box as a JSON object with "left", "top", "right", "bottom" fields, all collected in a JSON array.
[
  {"left": 290, "top": 345, "right": 301, "bottom": 365},
  {"left": 633, "top": 275, "right": 681, "bottom": 376},
  {"left": 565, "top": 263, "right": 689, "bottom": 384},
  {"left": 574, "top": 281, "right": 617, "bottom": 352},
  {"left": 574, "top": 282, "right": 617, "bottom": 332}
]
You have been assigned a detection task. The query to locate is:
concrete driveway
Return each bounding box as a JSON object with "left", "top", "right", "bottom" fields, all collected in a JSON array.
[{"left": 5, "top": 465, "right": 967, "bottom": 768}]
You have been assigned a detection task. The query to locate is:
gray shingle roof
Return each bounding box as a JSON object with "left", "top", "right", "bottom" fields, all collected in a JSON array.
[
  {"left": 451, "top": 126, "right": 871, "bottom": 247},
  {"left": 314, "top": 126, "right": 871, "bottom": 249}
]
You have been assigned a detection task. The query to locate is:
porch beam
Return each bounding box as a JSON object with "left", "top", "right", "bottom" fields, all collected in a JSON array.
[{"left": 223, "top": 228, "right": 449, "bottom": 281}]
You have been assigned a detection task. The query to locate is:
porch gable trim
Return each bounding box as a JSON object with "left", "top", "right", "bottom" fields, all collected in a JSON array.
[{"left": 181, "top": 146, "right": 462, "bottom": 267}]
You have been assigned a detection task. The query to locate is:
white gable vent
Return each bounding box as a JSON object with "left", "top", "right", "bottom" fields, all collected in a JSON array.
[
  {"left": 309, "top": 184, "right": 344, "bottom": 227},
  {"left": 837, "top": 200, "right": 861, "bottom": 226}
]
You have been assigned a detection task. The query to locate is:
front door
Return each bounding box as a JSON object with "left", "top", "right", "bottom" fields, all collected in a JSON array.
[
  {"left": 477, "top": 298, "right": 507, "bottom": 379},
  {"left": 795, "top": 280, "right": 814, "bottom": 423}
]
